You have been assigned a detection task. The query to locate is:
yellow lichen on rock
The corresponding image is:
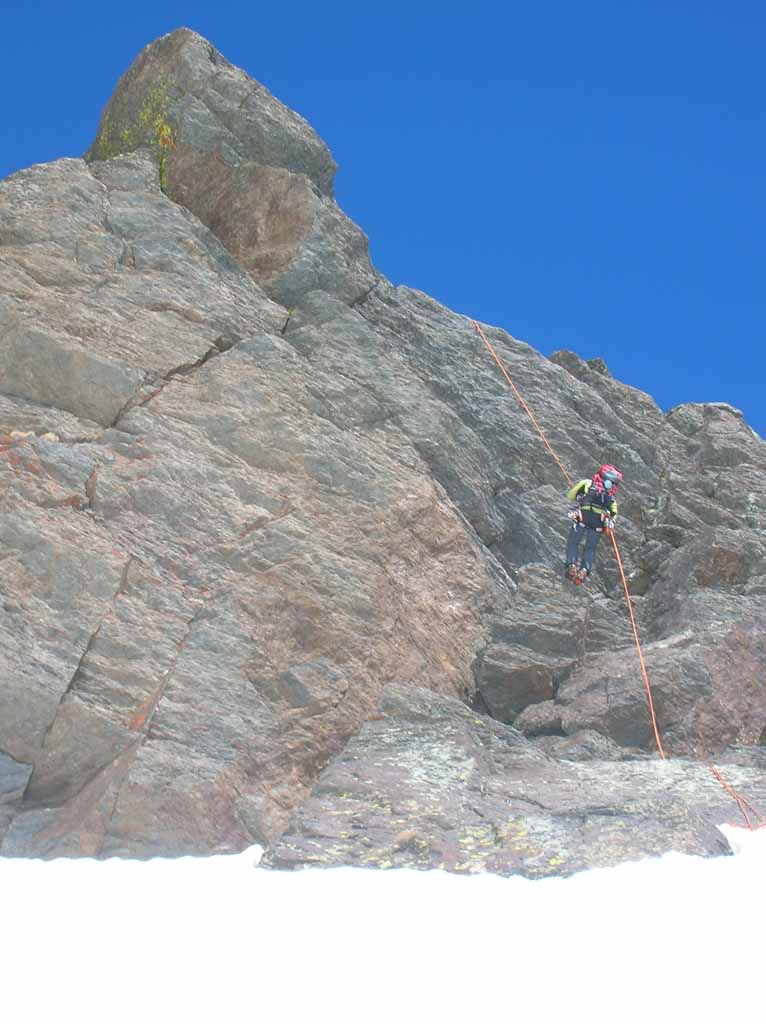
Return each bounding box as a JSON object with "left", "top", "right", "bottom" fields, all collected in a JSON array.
[{"left": 91, "top": 76, "right": 177, "bottom": 193}]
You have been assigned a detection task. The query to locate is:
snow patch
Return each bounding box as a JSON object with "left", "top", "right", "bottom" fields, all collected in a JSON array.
[{"left": 1, "top": 834, "right": 762, "bottom": 1024}]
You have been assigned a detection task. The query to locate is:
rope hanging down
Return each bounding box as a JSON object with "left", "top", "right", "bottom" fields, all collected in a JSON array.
[
  {"left": 474, "top": 326, "right": 574, "bottom": 488},
  {"left": 709, "top": 766, "right": 766, "bottom": 831},
  {"left": 608, "top": 530, "right": 665, "bottom": 759},
  {"left": 472, "top": 318, "right": 763, "bottom": 828}
]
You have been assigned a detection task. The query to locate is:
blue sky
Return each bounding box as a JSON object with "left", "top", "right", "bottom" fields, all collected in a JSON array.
[{"left": 2, "top": 1, "right": 764, "bottom": 436}]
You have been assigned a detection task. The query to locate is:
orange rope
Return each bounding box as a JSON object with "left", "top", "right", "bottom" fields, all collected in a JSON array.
[
  {"left": 472, "top": 316, "right": 765, "bottom": 829},
  {"left": 473, "top": 321, "right": 574, "bottom": 488},
  {"left": 709, "top": 766, "right": 766, "bottom": 831},
  {"left": 609, "top": 530, "right": 666, "bottom": 758}
]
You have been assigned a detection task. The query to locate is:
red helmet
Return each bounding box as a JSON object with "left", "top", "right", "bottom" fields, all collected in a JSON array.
[
  {"left": 594, "top": 464, "right": 622, "bottom": 493},
  {"left": 598, "top": 464, "right": 622, "bottom": 484}
]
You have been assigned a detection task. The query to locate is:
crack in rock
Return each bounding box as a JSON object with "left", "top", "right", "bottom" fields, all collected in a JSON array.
[{"left": 32, "top": 556, "right": 136, "bottom": 761}]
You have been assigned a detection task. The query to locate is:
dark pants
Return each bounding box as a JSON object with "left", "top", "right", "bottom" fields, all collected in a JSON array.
[{"left": 566, "top": 522, "right": 602, "bottom": 574}]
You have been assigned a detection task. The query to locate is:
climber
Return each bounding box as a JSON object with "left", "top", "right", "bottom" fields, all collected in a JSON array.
[{"left": 564, "top": 464, "right": 622, "bottom": 584}]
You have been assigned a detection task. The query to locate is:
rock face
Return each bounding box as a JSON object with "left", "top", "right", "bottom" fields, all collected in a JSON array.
[
  {"left": 0, "top": 152, "right": 284, "bottom": 425},
  {"left": 1, "top": 29, "right": 765, "bottom": 865},
  {"left": 0, "top": 148, "right": 497, "bottom": 857}
]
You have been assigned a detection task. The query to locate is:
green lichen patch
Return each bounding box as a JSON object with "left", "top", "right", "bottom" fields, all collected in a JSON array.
[{"left": 90, "top": 76, "right": 177, "bottom": 193}]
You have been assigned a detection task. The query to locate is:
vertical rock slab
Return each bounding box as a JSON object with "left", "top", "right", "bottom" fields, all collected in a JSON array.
[
  {"left": 0, "top": 753, "right": 32, "bottom": 804},
  {"left": 475, "top": 566, "right": 587, "bottom": 722}
]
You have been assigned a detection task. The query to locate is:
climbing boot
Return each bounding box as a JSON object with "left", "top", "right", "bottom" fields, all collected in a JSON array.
[
  {"left": 573, "top": 567, "right": 590, "bottom": 586},
  {"left": 565, "top": 563, "right": 578, "bottom": 581}
]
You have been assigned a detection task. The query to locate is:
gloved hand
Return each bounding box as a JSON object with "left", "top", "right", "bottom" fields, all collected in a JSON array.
[
  {"left": 603, "top": 516, "right": 615, "bottom": 531},
  {"left": 567, "top": 507, "right": 582, "bottom": 523}
]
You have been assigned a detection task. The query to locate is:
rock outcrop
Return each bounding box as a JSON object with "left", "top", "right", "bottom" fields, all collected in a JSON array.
[
  {"left": 1, "top": 29, "right": 764, "bottom": 866},
  {"left": 85, "top": 28, "right": 376, "bottom": 308},
  {"left": 266, "top": 686, "right": 761, "bottom": 876}
]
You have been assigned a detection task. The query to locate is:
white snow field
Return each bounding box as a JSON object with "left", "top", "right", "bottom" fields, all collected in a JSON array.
[{"left": 2, "top": 824, "right": 764, "bottom": 1024}]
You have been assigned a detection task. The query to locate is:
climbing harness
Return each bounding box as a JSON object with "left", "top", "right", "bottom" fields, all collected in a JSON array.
[{"left": 472, "top": 318, "right": 764, "bottom": 830}]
